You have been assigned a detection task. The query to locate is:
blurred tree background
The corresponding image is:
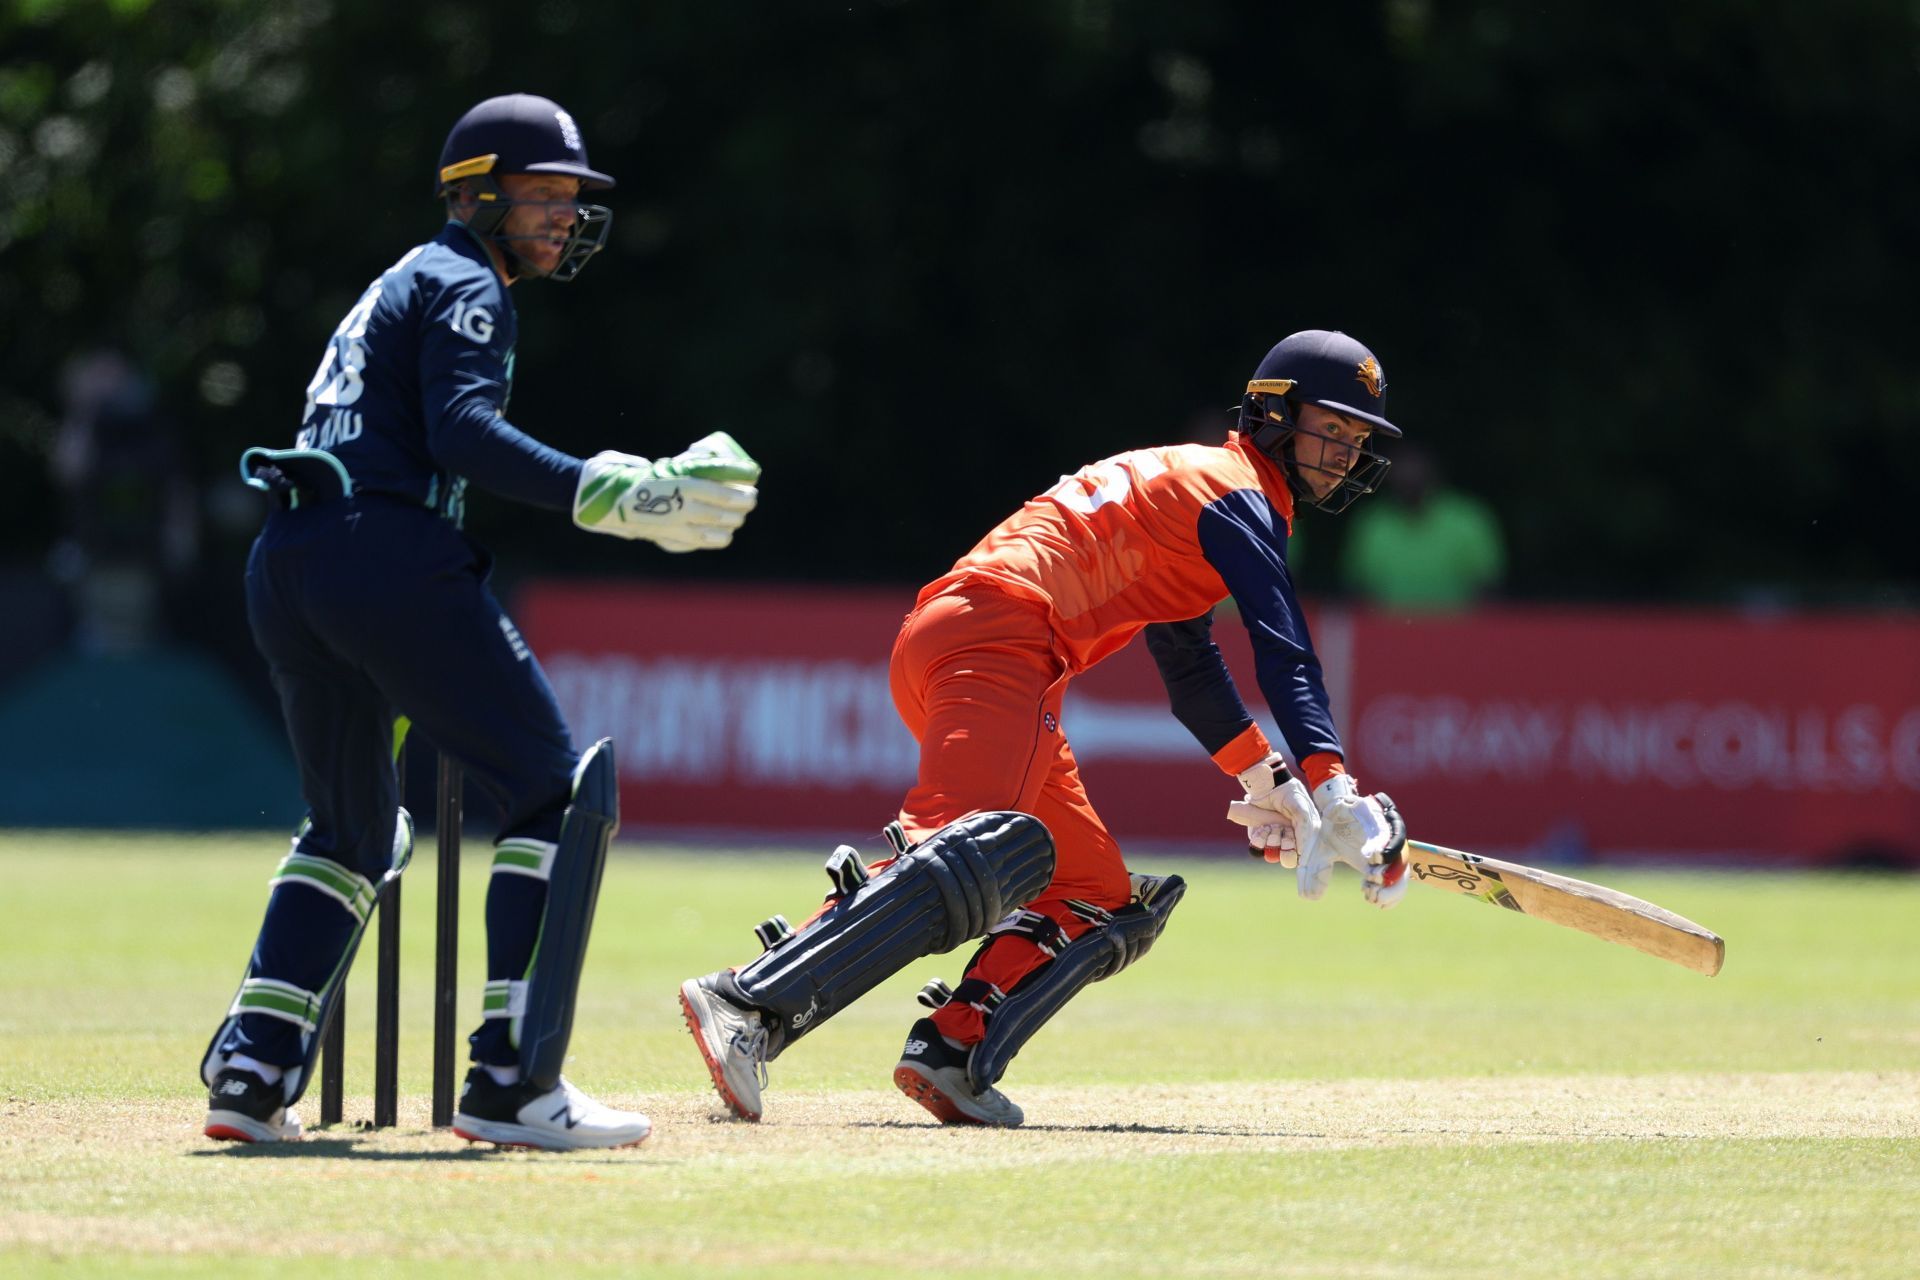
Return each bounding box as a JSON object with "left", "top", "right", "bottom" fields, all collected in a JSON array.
[{"left": 2, "top": 0, "right": 1916, "bottom": 653}]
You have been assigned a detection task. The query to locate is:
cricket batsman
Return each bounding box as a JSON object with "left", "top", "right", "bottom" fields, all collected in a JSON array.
[
  {"left": 199, "top": 94, "right": 761, "bottom": 1149},
  {"left": 679, "top": 329, "right": 1408, "bottom": 1126}
]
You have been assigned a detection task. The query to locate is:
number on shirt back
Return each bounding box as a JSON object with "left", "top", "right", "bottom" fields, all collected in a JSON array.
[
  {"left": 302, "top": 285, "right": 383, "bottom": 414},
  {"left": 301, "top": 248, "right": 423, "bottom": 419}
]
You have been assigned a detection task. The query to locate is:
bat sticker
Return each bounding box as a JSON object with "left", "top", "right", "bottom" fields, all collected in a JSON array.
[{"left": 1413, "top": 863, "right": 1483, "bottom": 890}]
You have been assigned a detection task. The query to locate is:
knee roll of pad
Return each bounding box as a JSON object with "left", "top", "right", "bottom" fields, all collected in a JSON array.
[{"left": 729, "top": 811, "right": 1055, "bottom": 1054}]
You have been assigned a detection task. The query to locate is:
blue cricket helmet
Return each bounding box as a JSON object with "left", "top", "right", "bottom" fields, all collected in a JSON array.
[
  {"left": 1237, "top": 330, "right": 1402, "bottom": 513},
  {"left": 436, "top": 93, "right": 615, "bottom": 194},
  {"left": 435, "top": 94, "right": 615, "bottom": 282}
]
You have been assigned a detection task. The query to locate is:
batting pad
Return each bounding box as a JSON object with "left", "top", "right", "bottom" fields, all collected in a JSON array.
[
  {"left": 198, "top": 809, "right": 414, "bottom": 1106},
  {"left": 516, "top": 738, "right": 617, "bottom": 1088},
  {"left": 969, "top": 872, "right": 1186, "bottom": 1091},
  {"left": 731, "top": 811, "right": 1055, "bottom": 1055}
]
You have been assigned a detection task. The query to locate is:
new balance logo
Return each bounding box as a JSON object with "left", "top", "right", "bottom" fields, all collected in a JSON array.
[
  {"left": 902, "top": 1038, "right": 929, "bottom": 1057},
  {"left": 217, "top": 1080, "right": 249, "bottom": 1097},
  {"left": 549, "top": 1104, "right": 583, "bottom": 1129}
]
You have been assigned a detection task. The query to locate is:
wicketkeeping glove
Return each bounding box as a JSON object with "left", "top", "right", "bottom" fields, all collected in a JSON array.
[
  {"left": 572, "top": 431, "right": 761, "bottom": 551},
  {"left": 1297, "top": 773, "right": 1410, "bottom": 908},
  {"left": 1224, "top": 753, "right": 1317, "bottom": 869}
]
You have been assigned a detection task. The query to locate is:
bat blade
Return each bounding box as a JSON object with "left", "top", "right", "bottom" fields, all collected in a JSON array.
[{"left": 1406, "top": 840, "right": 1725, "bottom": 977}]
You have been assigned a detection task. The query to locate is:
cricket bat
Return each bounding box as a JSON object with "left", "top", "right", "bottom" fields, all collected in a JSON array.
[{"left": 1406, "top": 840, "right": 1725, "bottom": 977}]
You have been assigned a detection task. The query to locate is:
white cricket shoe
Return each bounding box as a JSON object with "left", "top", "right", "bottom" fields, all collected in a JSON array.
[
  {"left": 679, "top": 975, "right": 771, "bottom": 1121},
  {"left": 893, "top": 1018, "right": 1025, "bottom": 1127},
  {"left": 452, "top": 1069, "right": 651, "bottom": 1150}
]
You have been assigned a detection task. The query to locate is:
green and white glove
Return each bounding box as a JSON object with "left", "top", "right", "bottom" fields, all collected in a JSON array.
[{"left": 572, "top": 432, "right": 761, "bottom": 552}]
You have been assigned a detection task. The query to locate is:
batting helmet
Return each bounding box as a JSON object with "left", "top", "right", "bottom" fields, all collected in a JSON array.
[
  {"left": 436, "top": 93, "right": 615, "bottom": 282},
  {"left": 1236, "top": 330, "right": 1401, "bottom": 513}
]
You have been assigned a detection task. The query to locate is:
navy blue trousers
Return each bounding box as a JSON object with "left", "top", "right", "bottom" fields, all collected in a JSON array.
[{"left": 226, "top": 495, "right": 575, "bottom": 1068}]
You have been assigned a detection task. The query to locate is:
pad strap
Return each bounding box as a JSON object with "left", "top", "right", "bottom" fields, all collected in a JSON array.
[
  {"left": 948, "top": 976, "right": 1007, "bottom": 1018},
  {"left": 227, "top": 977, "right": 324, "bottom": 1033},
  {"left": 754, "top": 914, "right": 796, "bottom": 951},
  {"left": 271, "top": 850, "right": 379, "bottom": 924},
  {"left": 988, "top": 908, "right": 1070, "bottom": 957},
  {"left": 493, "top": 838, "right": 558, "bottom": 880},
  {"left": 824, "top": 845, "right": 871, "bottom": 898},
  {"left": 484, "top": 978, "right": 527, "bottom": 1020}
]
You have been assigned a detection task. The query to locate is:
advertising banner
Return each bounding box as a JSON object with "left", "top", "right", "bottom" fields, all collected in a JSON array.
[
  {"left": 1342, "top": 609, "right": 1920, "bottom": 865},
  {"left": 518, "top": 582, "right": 1920, "bottom": 865}
]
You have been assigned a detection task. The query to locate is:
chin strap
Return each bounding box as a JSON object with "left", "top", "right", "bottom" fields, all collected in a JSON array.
[{"left": 1242, "top": 394, "right": 1316, "bottom": 505}]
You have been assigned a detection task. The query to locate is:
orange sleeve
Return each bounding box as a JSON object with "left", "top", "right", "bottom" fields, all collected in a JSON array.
[
  {"left": 1211, "top": 723, "right": 1273, "bottom": 777},
  {"left": 1300, "top": 751, "right": 1346, "bottom": 791}
]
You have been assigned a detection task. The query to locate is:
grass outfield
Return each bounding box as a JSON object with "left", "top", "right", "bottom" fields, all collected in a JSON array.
[{"left": 3, "top": 833, "right": 1917, "bottom": 1279}]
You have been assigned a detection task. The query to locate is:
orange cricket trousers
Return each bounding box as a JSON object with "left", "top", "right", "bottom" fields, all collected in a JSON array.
[{"left": 888, "top": 581, "right": 1134, "bottom": 1044}]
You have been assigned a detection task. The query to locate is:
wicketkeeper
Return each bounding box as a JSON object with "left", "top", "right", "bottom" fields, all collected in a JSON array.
[
  {"left": 200, "top": 94, "right": 761, "bottom": 1149},
  {"left": 680, "top": 329, "right": 1408, "bottom": 1127}
]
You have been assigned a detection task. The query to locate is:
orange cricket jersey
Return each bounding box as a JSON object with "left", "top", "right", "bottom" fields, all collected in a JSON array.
[{"left": 925, "top": 435, "right": 1293, "bottom": 673}]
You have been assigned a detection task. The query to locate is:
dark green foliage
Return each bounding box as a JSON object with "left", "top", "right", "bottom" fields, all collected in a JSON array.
[{"left": 2, "top": 0, "right": 1914, "bottom": 601}]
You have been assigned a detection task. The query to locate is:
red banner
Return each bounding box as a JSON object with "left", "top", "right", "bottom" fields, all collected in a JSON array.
[
  {"left": 517, "top": 582, "right": 1920, "bottom": 865},
  {"left": 1341, "top": 608, "right": 1920, "bottom": 865}
]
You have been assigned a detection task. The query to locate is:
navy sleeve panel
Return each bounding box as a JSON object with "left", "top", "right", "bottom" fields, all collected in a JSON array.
[
  {"left": 418, "top": 272, "right": 582, "bottom": 511},
  {"left": 1195, "top": 489, "right": 1344, "bottom": 760},
  {"left": 430, "top": 398, "right": 583, "bottom": 512},
  {"left": 1143, "top": 614, "right": 1260, "bottom": 758}
]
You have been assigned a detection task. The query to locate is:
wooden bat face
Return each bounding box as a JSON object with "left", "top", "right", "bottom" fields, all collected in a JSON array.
[{"left": 1406, "top": 841, "right": 1725, "bottom": 977}]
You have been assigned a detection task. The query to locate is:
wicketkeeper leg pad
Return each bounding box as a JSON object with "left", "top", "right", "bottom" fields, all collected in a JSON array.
[
  {"left": 723, "top": 811, "right": 1055, "bottom": 1056},
  {"left": 199, "top": 809, "right": 414, "bottom": 1104},
  {"left": 966, "top": 872, "right": 1186, "bottom": 1092},
  {"left": 516, "top": 738, "right": 618, "bottom": 1089}
]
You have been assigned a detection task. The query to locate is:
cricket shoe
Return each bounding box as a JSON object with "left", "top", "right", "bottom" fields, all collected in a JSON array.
[
  {"left": 679, "top": 974, "right": 771, "bottom": 1121},
  {"left": 204, "top": 1067, "right": 304, "bottom": 1143},
  {"left": 893, "top": 1017, "right": 1024, "bottom": 1127},
  {"left": 452, "top": 1068, "right": 651, "bottom": 1151}
]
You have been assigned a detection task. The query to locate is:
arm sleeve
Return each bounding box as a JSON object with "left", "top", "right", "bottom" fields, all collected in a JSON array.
[
  {"left": 418, "top": 277, "right": 583, "bottom": 511},
  {"left": 1196, "top": 488, "right": 1344, "bottom": 764},
  {"left": 1143, "top": 615, "right": 1273, "bottom": 776}
]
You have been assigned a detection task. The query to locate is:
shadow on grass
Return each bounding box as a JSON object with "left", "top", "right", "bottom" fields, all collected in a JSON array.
[
  {"left": 188, "top": 1129, "right": 673, "bottom": 1164},
  {"left": 847, "top": 1119, "right": 1321, "bottom": 1138}
]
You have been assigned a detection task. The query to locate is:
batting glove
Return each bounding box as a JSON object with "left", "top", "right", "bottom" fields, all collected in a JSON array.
[
  {"left": 572, "top": 432, "right": 760, "bottom": 551},
  {"left": 1297, "top": 774, "right": 1410, "bottom": 908},
  {"left": 1225, "top": 753, "right": 1317, "bottom": 870}
]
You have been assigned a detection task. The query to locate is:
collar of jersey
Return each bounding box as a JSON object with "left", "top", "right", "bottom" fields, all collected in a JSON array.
[
  {"left": 439, "top": 220, "right": 501, "bottom": 273},
  {"left": 1226, "top": 434, "right": 1296, "bottom": 531}
]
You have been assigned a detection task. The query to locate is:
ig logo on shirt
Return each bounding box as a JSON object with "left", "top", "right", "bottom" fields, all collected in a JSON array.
[{"left": 449, "top": 298, "right": 495, "bottom": 344}]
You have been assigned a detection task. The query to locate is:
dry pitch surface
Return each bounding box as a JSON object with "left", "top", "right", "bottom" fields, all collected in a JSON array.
[
  {"left": 8, "top": 1070, "right": 1915, "bottom": 1161},
  {"left": 7, "top": 1076, "right": 1916, "bottom": 1278},
  {"left": 4, "top": 837, "right": 1918, "bottom": 1277}
]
